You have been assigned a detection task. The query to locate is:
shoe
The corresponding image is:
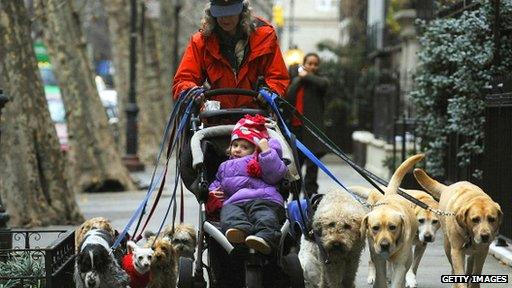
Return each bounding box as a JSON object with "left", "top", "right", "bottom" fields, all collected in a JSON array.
[
  {"left": 245, "top": 235, "right": 271, "bottom": 255},
  {"left": 225, "top": 228, "right": 246, "bottom": 244}
]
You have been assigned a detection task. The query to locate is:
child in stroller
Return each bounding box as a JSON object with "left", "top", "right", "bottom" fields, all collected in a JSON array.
[
  {"left": 208, "top": 114, "right": 287, "bottom": 255},
  {"left": 177, "top": 88, "right": 304, "bottom": 288}
]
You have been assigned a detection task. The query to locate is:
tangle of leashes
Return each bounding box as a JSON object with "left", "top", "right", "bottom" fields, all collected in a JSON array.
[
  {"left": 267, "top": 90, "right": 453, "bottom": 216},
  {"left": 134, "top": 91, "right": 199, "bottom": 244},
  {"left": 111, "top": 87, "right": 204, "bottom": 250}
]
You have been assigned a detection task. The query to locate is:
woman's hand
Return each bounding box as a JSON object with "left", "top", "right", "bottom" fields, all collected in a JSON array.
[
  {"left": 258, "top": 138, "right": 270, "bottom": 152},
  {"left": 209, "top": 190, "right": 225, "bottom": 200},
  {"left": 298, "top": 66, "right": 308, "bottom": 77}
]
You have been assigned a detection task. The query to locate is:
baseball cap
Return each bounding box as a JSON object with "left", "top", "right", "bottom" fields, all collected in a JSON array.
[{"left": 210, "top": 0, "right": 244, "bottom": 17}]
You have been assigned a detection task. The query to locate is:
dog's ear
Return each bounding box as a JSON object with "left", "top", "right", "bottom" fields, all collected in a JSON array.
[
  {"left": 456, "top": 203, "right": 471, "bottom": 233},
  {"left": 127, "top": 240, "right": 138, "bottom": 254},
  {"left": 360, "top": 215, "right": 369, "bottom": 239},
  {"left": 144, "top": 230, "right": 156, "bottom": 240},
  {"left": 494, "top": 202, "right": 503, "bottom": 234},
  {"left": 396, "top": 215, "right": 410, "bottom": 247}
]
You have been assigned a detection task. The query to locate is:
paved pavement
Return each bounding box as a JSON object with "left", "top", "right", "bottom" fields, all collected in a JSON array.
[{"left": 61, "top": 155, "right": 511, "bottom": 287}]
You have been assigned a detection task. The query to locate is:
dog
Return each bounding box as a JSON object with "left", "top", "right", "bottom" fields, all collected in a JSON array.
[
  {"left": 360, "top": 154, "right": 422, "bottom": 288},
  {"left": 121, "top": 240, "right": 153, "bottom": 288},
  {"left": 75, "top": 217, "right": 115, "bottom": 253},
  {"left": 413, "top": 168, "right": 502, "bottom": 288},
  {"left": 298, "top": 188, "right": 366, "bottom": 288},
  {"left": 74, "top": 229, "right": 129, "bottom": 288},
  {"left": 145, "top": 236, "right": 178, "bottom": 288},
  {"left": 351, "top": 185, "right": 441, "bottom": 288},
  {"left": 163, "top": 223, "right": 197, "bottom": 259}
]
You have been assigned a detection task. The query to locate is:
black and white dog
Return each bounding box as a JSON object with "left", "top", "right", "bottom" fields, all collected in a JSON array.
[{"left": 74, "top": 229, "right": 129, "bottom": 288}]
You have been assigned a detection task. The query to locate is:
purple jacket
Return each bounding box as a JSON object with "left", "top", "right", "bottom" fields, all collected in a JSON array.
[{"left": 209, "top": 138, "right": 287, "bottom": 206}]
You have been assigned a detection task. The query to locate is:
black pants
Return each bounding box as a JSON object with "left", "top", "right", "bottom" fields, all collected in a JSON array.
[
  {"left": 208, "top": 238, "right": 290, "bottom": 288},
  {"left": 291, "top": 126, "right": 325, "bottom": 197},
  {"left": 220, "top": 200, "right": 285, "bottom": 250}
]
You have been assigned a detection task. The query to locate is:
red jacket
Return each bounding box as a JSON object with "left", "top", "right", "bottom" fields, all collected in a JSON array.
[
  {"left": 122, "top": 253, "right": 150, "bottom": 288},
  {"left": 172, "top": 17, "right": 289, "bottom": 108}
]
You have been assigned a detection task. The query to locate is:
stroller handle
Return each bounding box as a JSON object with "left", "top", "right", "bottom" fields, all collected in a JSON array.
[{"left": 203, "top": 88, "right": 259, "bottom": 98}]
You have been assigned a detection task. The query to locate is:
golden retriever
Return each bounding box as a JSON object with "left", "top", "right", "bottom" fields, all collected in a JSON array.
[
  {"left": 413, "top": 168, "right": 502, "bottom": 288},
  {"left": 360, "top": 154, "right": 422, "bottom": 288}
]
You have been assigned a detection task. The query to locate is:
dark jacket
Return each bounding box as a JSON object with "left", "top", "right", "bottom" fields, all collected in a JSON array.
[{"left": 286, "top": 73, "right": 329, "bottom": 154}]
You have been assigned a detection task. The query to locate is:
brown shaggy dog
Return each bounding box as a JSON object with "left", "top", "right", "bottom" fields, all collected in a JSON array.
[
  {"left": 145, "top": 236, "right": 178, "bottom": 288},
  {"left": 163, "top": 223, "right": 197, "bottom": 259}
]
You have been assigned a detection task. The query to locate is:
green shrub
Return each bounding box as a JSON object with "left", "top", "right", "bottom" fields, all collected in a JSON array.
[
  {"left": 410, "top": 0, "right": 512, "bottom": 178},
  {"left": 0, "top": 253, "right": 45, "bottom": 288}
]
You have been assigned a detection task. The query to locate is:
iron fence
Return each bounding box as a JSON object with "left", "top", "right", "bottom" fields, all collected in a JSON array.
[
  {"left": 482, "top": 76, "right": 512, "bottom": 240},
  {"left": 372, "top": 83, "right": 398, "bottom": 143},
  {"left": 0, "top": 229, "right": 75, "bottom": 288},
  {"left": 443, "top": 132, "right": 482, "bottom": 185},
  {"left": 389, "top": 115, "right": 422, "bottom": 190}
]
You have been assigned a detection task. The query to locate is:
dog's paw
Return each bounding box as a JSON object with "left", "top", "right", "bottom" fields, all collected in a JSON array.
[
  {"left": 367, "top": 273, "right": 375, "bottom": 285},
  {"left": 406, "top": 271, "right": 417, "bottom": 288},
  {"left": 367, "top": 262, "right": 376, "bottom": 285}
]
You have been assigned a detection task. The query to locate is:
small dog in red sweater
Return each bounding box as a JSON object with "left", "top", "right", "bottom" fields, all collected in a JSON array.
[{"left": 121, "top": 240, "right": 153, "bottom": 288}]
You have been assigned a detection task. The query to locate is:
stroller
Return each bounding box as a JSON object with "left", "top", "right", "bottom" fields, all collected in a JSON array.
[{"left": 176, "top": 88, "right": 305, "bottom": 288}]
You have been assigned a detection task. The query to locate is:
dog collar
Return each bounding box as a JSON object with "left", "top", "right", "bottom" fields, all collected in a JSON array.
[
  {"left": 369, "top": 202, "right": 388, "bottom": 210},
  {"left": 462, "top": 235, "right": 473, "bottom": 249},
  {"left": 81, "top": 230, "right": 112, "bottom": 253}
]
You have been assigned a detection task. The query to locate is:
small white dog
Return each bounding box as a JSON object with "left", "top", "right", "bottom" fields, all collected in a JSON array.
[
  {"left": 299, "top": 189, "right": 366, "bottom": 288},
  {"left": 122, "top": 240, "right": 154, "bottom": 288}
]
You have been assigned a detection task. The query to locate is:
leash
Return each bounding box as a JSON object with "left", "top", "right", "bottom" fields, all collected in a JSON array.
[
  {"left": 112, "top": 88, "right": 203, "bottom": 249},
  {"left": 134, "top": 97, "right": 196, "bottom": 241},
  {"left": 259, "top": 89, "right": 367, "bottom": 206},
  {"left": 259, "top": 89, "right": 454, "bottom": 217},
  {"left": 260, "top": 91, "right": 454, "bottom": 216},
  {"left": 131, "top": 89, "right": 195, "bottom": 238}
]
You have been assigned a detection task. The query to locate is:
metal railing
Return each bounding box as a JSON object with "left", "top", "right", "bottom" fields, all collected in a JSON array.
[
  {"left": 482, "top": 76, "right": 512, "bottom": 240},
  {"left": 0, "top": 229, "right": 75, "bottom": 288}
]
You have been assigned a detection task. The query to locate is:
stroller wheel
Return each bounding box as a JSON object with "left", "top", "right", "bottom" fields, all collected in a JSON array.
[
  {"left": 177, "top": 257, "right": 194, "bottom": 288},
  {"left": 282, "top": 253, "right": 305, "bottom": 288}
]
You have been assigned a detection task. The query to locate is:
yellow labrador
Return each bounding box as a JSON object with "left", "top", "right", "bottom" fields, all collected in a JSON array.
[
  {"left": 413, "top": 169, "right": 502, "bottom": 288},
  {"left": 352, "top": 185, "right": 441, "bottom": 287},
  {"left": 360, "top": 154, "right": 422, "bottom": 288}
]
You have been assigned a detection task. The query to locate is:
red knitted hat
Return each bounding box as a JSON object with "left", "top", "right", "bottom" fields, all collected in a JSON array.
[{"left": 231, "top": 114, "right": 269, "bottom": 146}]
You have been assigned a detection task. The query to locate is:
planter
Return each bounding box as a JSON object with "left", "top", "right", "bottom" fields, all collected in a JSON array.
[{"left": 0, "top": 229, "right": 75, "bottom": 288}]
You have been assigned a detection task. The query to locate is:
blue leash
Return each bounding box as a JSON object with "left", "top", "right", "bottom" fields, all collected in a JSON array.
[
  {"left": 258, "top": 89, "right": 366, "bottom": 205},
  {"left": 111, "top": 88, "right": 200, "bottom": 249}
]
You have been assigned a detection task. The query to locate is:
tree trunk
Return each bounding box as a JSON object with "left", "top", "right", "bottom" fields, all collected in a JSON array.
[
  {"left": 0, "top": 1, "right": 83, "bottom": 227},
  {"left": 138, "top": 14, "right": 169, "bottom": 164},
  {"left": 36, "top": 0, "right": 136, "bottom": 192},
  {"left": 158, "top": 0, "right": 175, "bottom": 88},
  {"left": 103, "top": 0, "right": 130, "bottom": 154}
]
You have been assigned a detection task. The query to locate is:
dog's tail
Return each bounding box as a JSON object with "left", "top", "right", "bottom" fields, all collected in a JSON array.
[
  {"left": 387, "top": 154, "right": 425, "bottom": 194},
  {"left": 348, "top": 186, "right": 371, "bottom": 199},
  {"left": 413, "top": 168, "right": 445, "bottom": 198}
]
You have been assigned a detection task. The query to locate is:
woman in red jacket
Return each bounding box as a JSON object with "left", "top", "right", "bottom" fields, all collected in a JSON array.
[
  {"left": 172, "top": 0, "right": 289, "bottom": 108},
  {"left": 174, "top": 2, "right": 291, "bottom": 287}
]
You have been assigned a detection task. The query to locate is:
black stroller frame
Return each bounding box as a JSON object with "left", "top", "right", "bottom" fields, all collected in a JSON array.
[{"left": 176, "top": 88, "right": 305, "bottom": 288}]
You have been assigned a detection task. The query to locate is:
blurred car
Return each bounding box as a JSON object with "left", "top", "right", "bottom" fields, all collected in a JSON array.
[
  {"left": 39, "top": 62, "right": 69, "bottom": 152},
  {"left": 39, "top": 62, "right": 120, "bottom": 151}
]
